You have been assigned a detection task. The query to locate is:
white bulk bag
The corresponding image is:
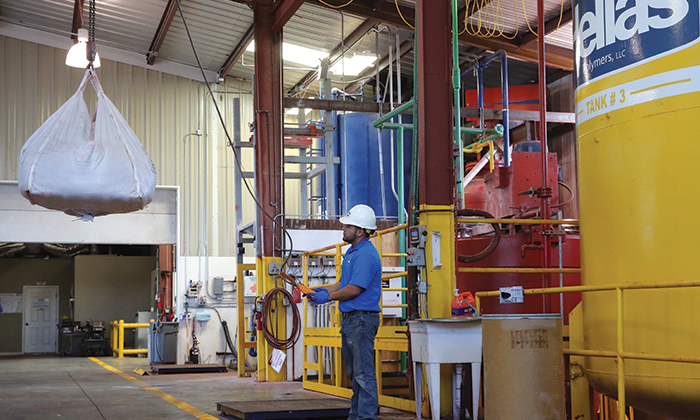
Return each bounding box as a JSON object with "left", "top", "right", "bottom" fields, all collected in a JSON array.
[{"left": 18, "top": 69, "right": 157, "bottom": 220}]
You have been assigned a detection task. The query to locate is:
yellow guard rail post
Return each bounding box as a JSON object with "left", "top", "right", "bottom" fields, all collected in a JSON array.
[{"left": 110, "top": 319, "right": 153, "bottom": 358}]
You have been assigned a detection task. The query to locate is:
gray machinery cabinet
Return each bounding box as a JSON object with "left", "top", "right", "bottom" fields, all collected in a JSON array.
[{"left": 148, "top": 321, "right": 179, "bottom": 364}]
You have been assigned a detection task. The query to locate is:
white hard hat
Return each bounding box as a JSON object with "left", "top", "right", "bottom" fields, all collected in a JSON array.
[{"left": 340, "top": 204, "right": 377, "bottom": 230}]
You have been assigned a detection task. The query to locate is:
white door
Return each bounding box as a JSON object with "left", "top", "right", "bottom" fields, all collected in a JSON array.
[{"left": 23, "top": 286, "right": 59, "bottom": 354}]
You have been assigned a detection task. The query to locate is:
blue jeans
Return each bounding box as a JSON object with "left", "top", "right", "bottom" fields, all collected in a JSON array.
[{"left": 341, "top": 311, "right": 380, "bottom": 420}]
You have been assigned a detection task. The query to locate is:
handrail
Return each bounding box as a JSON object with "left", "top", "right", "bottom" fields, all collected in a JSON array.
[
  {"left": 457, "top": 217, "right": 579, "bottom": 226},
  {"left": 474, "top": 280, "right": 700, "bottom": 420},
  {"left": 372, "top": 100, "right": 414, "bottom": 128},
  {"left": 459, "top": 268, "right": 580, "bottom": 274}
]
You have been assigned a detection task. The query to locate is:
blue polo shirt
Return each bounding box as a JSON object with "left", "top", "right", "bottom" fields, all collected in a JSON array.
[{"left": 338, "top": 237, "right": 382, "bottom": 313}]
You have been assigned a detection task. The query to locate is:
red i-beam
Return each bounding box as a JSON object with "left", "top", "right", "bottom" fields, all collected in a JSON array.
[
  {"left": 253, "top": 0, "right": 283, "bottom": 257},
  {"left": 417, "top": 0, "right": 454, "bottom": 205}
]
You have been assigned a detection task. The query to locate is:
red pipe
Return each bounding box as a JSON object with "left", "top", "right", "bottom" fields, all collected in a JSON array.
[{"left": 537, "top": 0, "right": 552, "bottom": 303}]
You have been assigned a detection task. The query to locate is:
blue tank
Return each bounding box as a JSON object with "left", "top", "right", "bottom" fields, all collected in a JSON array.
[{"left": 334, "top": 112, "right": 413, "bottom": 218}]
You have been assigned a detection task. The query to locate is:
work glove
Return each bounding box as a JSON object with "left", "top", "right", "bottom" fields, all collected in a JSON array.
[{"left": 308, "top": 288, "right": 330, "bottom": 305}]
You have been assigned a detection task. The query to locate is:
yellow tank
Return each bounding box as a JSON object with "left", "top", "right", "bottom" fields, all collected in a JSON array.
[{"left": 575, "top": 1, "right": 700, "bottom": 418}]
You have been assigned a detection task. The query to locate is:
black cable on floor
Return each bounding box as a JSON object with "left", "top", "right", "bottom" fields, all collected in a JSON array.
[{"left": 66, "top": 370, "right": 107, "bottom": 420}]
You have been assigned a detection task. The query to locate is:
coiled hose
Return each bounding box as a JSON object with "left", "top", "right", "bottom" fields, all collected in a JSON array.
[
  {"left": 261, "top": 286, "right": 301, "bottom": 350},
  {"left": 456, "top": 208, "right": 502, "bottom": 263}
]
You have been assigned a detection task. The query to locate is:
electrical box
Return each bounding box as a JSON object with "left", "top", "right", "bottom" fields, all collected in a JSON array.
[
  {"left": 406, "top": 248, "right": 426, "bottom": 267},
  {"left": 408, "top": 225, "right": 428, "bottom": 248},
  {"left": 268, "top": 262, "right": 281, "bottom": 275},
  {"left": 212, "top": 276, "right": 224, "bottom": 295},
  {"left": 499, "top": 286, "right": 524, "bottom": 304}
]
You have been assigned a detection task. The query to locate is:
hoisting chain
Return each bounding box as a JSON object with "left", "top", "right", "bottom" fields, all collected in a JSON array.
[{"left": 88, "top": 0, "right": 95, "bottom": 43}]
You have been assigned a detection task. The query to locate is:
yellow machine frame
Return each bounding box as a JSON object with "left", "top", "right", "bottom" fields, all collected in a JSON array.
[{"left": 300, "top": 223, "right": 415, "bottom": 413}]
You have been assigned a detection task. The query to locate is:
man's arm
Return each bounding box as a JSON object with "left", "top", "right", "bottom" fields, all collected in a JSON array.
[
  {"left": 314, "top": 282, "right": 342, "bottom": 293},
  {"left": 329, "top": 284, "right": 363, "bottom": 302}
]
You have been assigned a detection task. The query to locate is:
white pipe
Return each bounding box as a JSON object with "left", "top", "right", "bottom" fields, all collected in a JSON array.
[
  {"left": 375, "top": 30, "right": 387, "bottom": 217},
  {"left": 463, "top": 155, "right": 489, "bottom": 187},
  {"left": 387, "top": 27, "right": 400, "bottom": 213},
  {"left": 454, "top": 364, "right": 464, "bottom": 419},
  {"left": 396, "top": 28, "right": 402, "bottom": 102}
]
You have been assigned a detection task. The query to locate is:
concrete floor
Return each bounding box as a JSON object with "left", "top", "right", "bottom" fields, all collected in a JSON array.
[{"left": 0, "top": 356, "right": 416, "bottom": 420}]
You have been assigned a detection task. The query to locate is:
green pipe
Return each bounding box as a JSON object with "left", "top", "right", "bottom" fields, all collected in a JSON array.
[
  {"left": 461, "top": 124, "right": 504, "bottom": 135},
  {"left": 372, "top": 99, "right": 415, "bottom": 128},
  {"left": 397, "top": 127, "right": 406, "bottom": 321},
  {"left": 452, "top": 0, "right": 464, "bottom": 208},
  {"left": 378, "top": 123, "right": 412, "bottom": 129}
]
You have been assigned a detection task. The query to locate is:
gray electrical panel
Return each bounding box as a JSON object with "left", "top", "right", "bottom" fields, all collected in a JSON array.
[{"left": 213, "top": 276, "right": 224, "bottom": 295}]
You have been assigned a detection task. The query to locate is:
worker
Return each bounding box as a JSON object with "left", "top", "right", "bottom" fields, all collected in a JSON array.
[{"left": 308, "top": 204, "right": 382, "bottom": 420}]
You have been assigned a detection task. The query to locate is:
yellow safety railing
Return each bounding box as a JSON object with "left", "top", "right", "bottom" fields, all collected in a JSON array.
[
  {"left": 300, "top": 223, "right": 414, "bottom": 413},
  {"left": 237, "top": 262, "right": 257, "bottom": 377},
  {"left": 474, "top": 280, "right": 700, "bottom": 420},
  {"left": 110, "top": 319, "right": 153, "bottom": 358},
  {"left": 456, "top": 217, "right": 580, "bottom": 225}
]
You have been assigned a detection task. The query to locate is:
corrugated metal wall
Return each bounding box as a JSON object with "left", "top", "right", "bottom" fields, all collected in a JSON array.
[{"left": 0, "top": 35, "right": 280, "bottom": 257}]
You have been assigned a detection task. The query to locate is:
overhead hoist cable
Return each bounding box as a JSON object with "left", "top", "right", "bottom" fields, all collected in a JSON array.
[{"left": 173, "top": 0, "right": 294, "bottom": 268}]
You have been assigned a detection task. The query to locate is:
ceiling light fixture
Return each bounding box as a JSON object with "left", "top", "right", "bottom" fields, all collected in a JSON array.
[
  {"left": 66, "top": 28, "right": 101, "bottom": 68},
  {"left": 66, "top": 0, "right": 101, "bottom": 69}
]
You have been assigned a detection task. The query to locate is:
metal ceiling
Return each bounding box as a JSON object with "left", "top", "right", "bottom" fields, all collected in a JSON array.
[{"left": 0, "top": 0, "right": 573, "bottom": 93}]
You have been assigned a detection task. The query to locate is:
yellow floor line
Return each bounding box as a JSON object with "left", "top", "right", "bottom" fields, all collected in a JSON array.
[{"left": 89, "top": 357, "right": 219, "bottom": 420}]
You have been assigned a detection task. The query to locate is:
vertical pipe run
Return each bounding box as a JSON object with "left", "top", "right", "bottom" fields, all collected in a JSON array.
[
  {"left": 500, "top": 55, "right": 510, "bottom": 166},
  {"left": 536, "top": 0, "right": 552, "bottom": 292},
  {"left": 452, "top": 0, "right": 464, "bottom": 209},
  {"left": 477, "top": 67, "right": 485, "bottom": 130},
  {"left": 397, "top": 127, "right": 406, "bottom": 319}
]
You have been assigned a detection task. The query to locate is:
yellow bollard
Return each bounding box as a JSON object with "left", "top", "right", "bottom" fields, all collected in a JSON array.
[{"left": 118, "top": 319, "right": 125, "bottom": 359}]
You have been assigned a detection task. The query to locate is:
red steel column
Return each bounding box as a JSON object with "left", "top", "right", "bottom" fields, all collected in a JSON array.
[
  {"left": 253, "top": 0, "right": 283, "bottom": 258},
  {"left": 537, "top": 0, "right": 552, "bottom": 291},
  {"left": 417, "top": 0, "right": 454, "bottom": 205}
]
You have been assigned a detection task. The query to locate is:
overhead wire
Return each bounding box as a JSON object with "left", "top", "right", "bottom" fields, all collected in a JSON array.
[
  {"left": 317, "top": 0, "right": 355, "bottom": 9},
  {"left": 173, "top": 0, "right": 294, "bottom": 270},
  {"left": 521, "top": 0, "right": 538, "bottom": 36},
  {"left": 395, "top": 0, "right": 414, "bottom": 29}
]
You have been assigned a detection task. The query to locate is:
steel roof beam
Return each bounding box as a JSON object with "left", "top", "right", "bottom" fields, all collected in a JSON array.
[
  {"left": 219, "top": 24, "right": 255, "bottom": 78},
  {"left": 271, "top": 0, "right": 306, "bottom": 31},
  {"left": 309, "top": 0, "right": 573, "bottom": 71},
  {"left": 146, "top": 0, "right": 178, "bottom": 65},
  {"left": 288, "top": 18, "right": 378, "bottom": 97},
  {"left": 70, "top": 0, "right": 84, "bottom": 41}
]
